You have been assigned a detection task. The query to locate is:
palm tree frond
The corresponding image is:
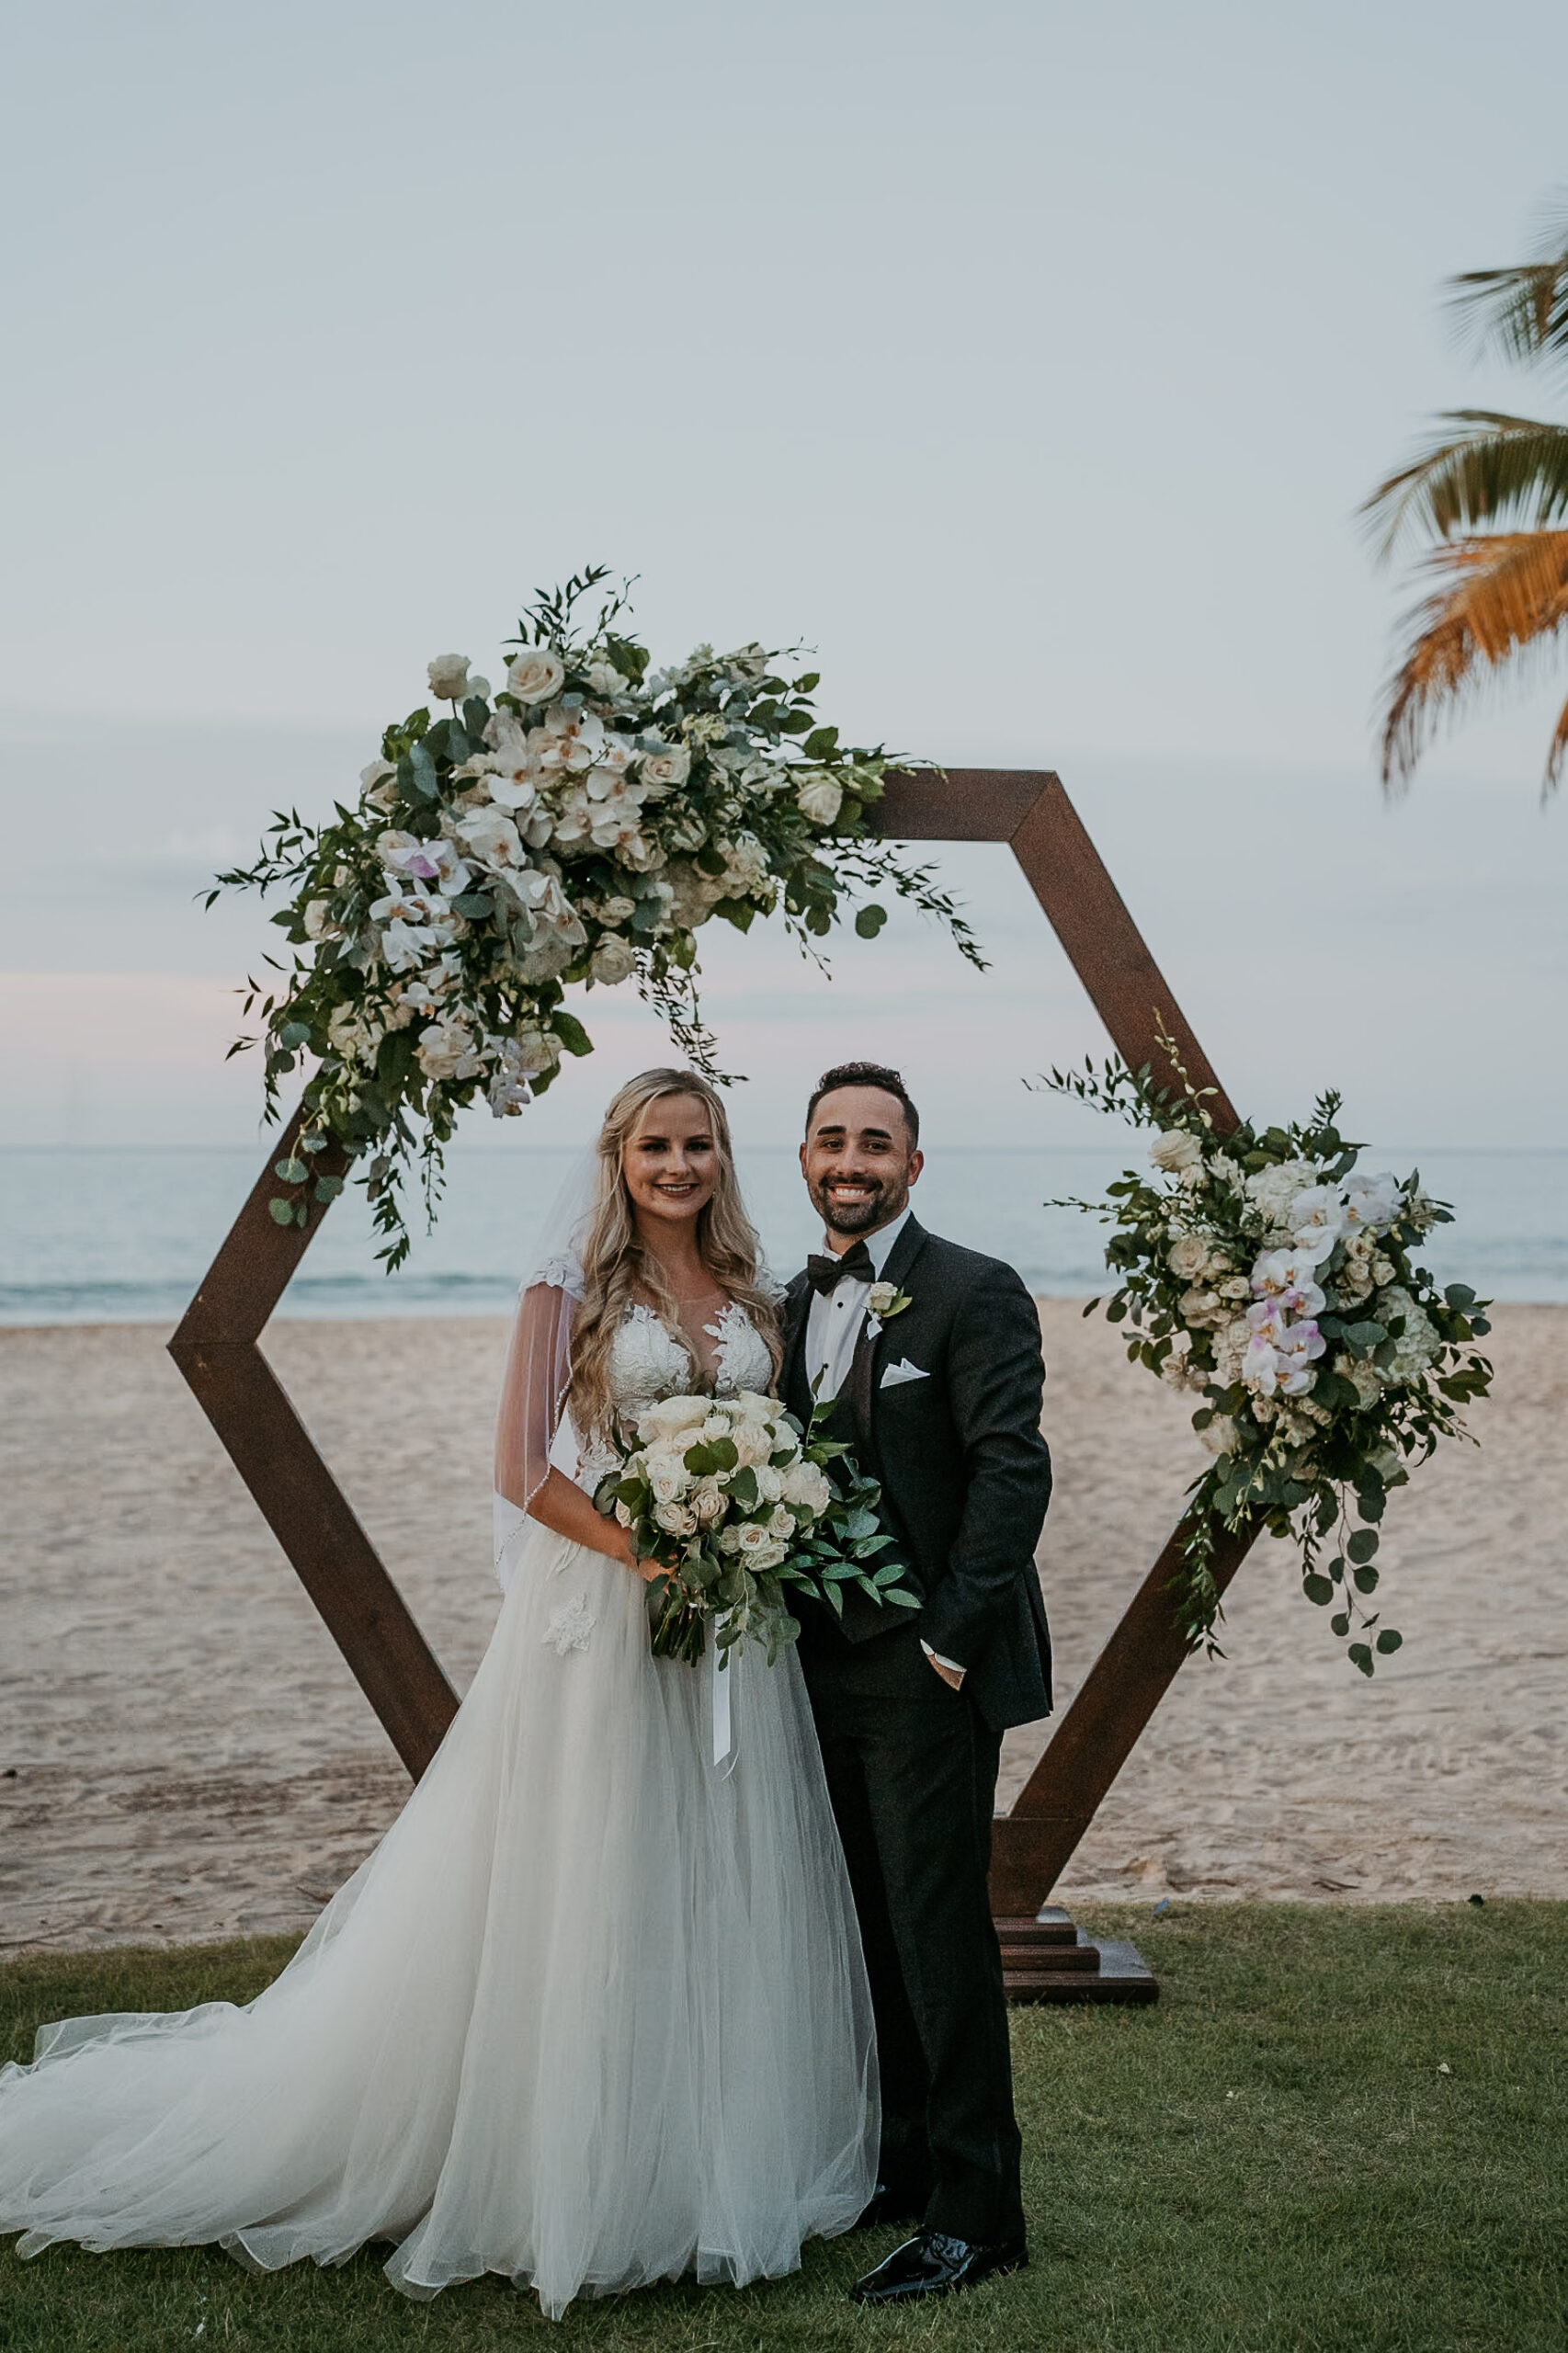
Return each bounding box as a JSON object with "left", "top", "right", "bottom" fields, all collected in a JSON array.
[
  {"left": 1360, "top": 411, "right": 1568, "bottom": 557},
  {"left": 1379, "top": 529, "right": 1568, "bottom": 795},
  {"left": 1447, "top": 190, "right": 1568, "bottom": 374}
]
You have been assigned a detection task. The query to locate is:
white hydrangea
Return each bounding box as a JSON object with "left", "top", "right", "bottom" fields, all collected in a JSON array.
[
  {"left": 1243, "top": 1160, "right": 1316, "bottom": 1229},
  {"left": 1374, "top": 1285, "right": 1440, "bottom": 1382}
]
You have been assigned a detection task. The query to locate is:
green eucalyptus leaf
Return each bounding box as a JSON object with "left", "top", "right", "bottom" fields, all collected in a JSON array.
[{"left": 267, "top": 1198, "right": 294, "bottom": 1226}]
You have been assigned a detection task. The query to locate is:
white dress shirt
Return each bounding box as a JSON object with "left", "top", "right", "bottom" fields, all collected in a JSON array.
[
  {"left": 804, "top": 1205, "right": 913, "bottom": 1406},
  {"left": 803, "top": 1206, "right": 964, "bottom": 1681}
]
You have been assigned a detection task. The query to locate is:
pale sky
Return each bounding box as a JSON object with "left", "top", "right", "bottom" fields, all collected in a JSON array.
[{"left": 3, "top": 0, "right": 1566, "bottom": 1154}]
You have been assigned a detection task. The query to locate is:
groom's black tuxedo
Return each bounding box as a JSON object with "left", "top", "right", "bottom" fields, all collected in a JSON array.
[{"left": 782, "top": 1211, "right": 1052, "bottom": 2247}]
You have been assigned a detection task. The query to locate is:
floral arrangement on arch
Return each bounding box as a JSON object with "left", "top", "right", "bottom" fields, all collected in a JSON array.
[
  {"left": 1044, "top": 1042, "right": 1494, "bottom": 1672},
  {"left": 214, "top": 569, "right": 978, "bottom": 1265}
]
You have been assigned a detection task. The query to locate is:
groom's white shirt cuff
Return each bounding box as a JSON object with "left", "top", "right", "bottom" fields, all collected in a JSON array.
[{"left": 921, "top": 1642, "right": 965, "bottom": 1680}]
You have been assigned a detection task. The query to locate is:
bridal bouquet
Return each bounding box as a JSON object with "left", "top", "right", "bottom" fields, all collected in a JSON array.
[
  {"left": 1044, "top": 1042, "right": 1494, "bottom": 1672},
  {"left": 213, "top": 568, "right": 978, "bottom": 1267},
  {"left": 593, "top": 1390, "right": 918, "bottom": 1667}
]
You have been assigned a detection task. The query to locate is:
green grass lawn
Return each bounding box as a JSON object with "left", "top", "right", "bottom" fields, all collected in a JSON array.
[{"left": 2, "top": 1903, "right": 1562, "bottom": 2353}]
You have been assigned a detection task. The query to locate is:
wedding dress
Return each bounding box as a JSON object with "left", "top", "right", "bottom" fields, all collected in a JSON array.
[{"left": 0, "top": 1286, "right": 878, "bottom": 2315}]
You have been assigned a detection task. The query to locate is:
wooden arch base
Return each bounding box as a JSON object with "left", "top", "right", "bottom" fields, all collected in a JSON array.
[{"left": 169, "top": 768, "right": 1261, "bottom": 1926}]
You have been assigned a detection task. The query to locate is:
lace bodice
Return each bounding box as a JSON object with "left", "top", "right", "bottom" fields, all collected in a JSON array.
[
  {"left": 607, "top": 1301, "right": 774, "bottom": 1420},
  {"left": 564, "top": 1301, "right": 775, "bottom": 1492}
]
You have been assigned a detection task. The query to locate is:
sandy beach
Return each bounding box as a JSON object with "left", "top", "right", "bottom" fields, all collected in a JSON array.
[{"left": 2, "top": 1304, "right": 1563, "bottom": 1951}]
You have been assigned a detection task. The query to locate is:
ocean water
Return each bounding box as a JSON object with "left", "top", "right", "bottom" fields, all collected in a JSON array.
[{"left": 0, "top": 1143, "right": 1562, "bottom": 1324}]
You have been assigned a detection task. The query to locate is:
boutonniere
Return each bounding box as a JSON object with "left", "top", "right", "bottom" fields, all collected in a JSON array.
[{"left": 865, "top": 1281, "right": 913, "bottom": 1339}]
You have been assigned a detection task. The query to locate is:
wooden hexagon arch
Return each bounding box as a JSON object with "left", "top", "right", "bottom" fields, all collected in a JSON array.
[{"left": 169, "top": 769, "right": 1262, "bottom": 1921}]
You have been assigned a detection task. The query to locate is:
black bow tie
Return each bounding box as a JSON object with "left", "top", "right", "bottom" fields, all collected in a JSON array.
[{"left": 806, "top": 1242, "right": 876, "bottom": 1294}]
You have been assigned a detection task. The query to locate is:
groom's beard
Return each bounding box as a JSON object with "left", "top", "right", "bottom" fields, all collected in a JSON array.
[{"left": 810, "top": 1169, "right": 910, "bottom": 1239}]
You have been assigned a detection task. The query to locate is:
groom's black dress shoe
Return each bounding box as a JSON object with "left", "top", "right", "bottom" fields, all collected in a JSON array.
[
  {"left": 850, "top": 2228, "right": 1028, "bottom": 2304},
  {"left": 853, "top": 2182, "right": 925, "bottom": 2230}
]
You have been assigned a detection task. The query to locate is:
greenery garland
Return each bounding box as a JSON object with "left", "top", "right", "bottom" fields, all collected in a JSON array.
[
  {"left": 214, "top": 570, "right": 978, "bottom": 1265},
  {"left": 1043, "top": 1036, "right": 1494, "bottom": 1672}
]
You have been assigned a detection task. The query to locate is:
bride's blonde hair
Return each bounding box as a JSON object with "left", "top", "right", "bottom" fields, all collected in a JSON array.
[{"left": 568, "top": 1068, "right": 781, "bottom": 1439}]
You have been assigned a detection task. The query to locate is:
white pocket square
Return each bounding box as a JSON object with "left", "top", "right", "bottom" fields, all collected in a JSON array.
[{"left": 880, "top": 1358, "right": 929, "bottom": 1389}]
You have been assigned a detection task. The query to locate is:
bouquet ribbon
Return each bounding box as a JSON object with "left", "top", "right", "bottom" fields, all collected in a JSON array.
[{"left": 710, "top": 1645, "right": 736, "bottom": 1777}]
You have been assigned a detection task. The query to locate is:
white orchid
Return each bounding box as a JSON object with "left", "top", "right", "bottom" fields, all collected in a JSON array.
[
  {"left": 453, "top": 805, "right": 523, "bottom": 869},
  {"left": 377, "top": 832, "right": 469, "bottom": 892},
  {"left": 1341, "top": 1172, "right": 1402, "bottom": 1234},
  {"left": 1286, "top": 1185, "right": 1347, "bottom": 1261},
  {"left": 415, "top": 1016, "right": 483, "bottom": 1082},
  {"left": 1249, "top": 1247, "right": 1327, "bottom": 1318}
]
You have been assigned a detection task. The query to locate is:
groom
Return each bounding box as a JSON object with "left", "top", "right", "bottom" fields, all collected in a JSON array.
[{"left": 782, "top": 1062, "right": 1053, "bottom": 2307}]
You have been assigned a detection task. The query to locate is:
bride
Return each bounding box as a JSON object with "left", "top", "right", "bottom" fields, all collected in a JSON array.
[{"left": 0, "top": 1069, "right": 878, "bottom": 2315}]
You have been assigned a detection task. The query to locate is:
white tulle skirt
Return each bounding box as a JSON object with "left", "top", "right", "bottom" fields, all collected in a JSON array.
[{"left": 0, "top": 1527, "right": 879, "bottom": 2315}]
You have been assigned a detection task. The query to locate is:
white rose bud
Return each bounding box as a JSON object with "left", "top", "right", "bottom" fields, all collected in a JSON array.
[
  {"left": 506, "top": 646, "right": 567, "bottom": 704},
  {"left": 426, "top": 654, "right": 472, "bottom": 701},
  {"left": 796, "top": 776, "right": 843, "bottom": 827}
]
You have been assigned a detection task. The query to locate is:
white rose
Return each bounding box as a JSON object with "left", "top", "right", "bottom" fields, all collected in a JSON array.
[
  {"left": 647, "top": 1458, "right": 687, "bottom": 1506},
  {"left": 796, "top": 775, "right": 843, "bottom": 827},
  {"left": 302, "top": 898, "right": 338, "bottom": 940},
  {"left": 781, "top": 1461, "right": 832, "bottom": 1514},
  {"left": 638, "top": 743, "right": 691, "bottom": 789},
  {"left": 653, "top": 1500, "right": 698, "bottom": 1536},
  {"left": 426, "top": 654, "right": 472, "bottom": 701},
  {"left": 754, "top": 1463, "right": 785, "bottom": 1504},
  {"left": 585, "top": 659, "right": 627, "bottom": 698},
  {"left": 693, "top": 1480, "right": 727, "bottom": 1525},
  {"left": 867, "top": 1281, "right": 902, "bottom": 1317},
  {"left": 506, "top": 646, "right": 567, "bottom": 704},
  {"left": 1198, "top": 1415, "right": 1240, "bottom": 1456},
  {"left": 641, "top": 1394, "right": 711, "bottom": 1441},
  {"left": 729, "top": 1423, "right": 773, "bottom": 1469},
  {"left": 1150, "top": 1130, "right": 1203, "bottom": 1175},
  {"left": 1177, "top": 1285, "right": 1223, "bottom": 1328},
  {"left": 734, "top": 1520, "right": 774, "bottom": 1557},
  {"left": 768, "top": 1505, "right": 795, "bottom": 1540},
  {"left": 590, "top": 935, "right": 636, "bottom": 985},
  {"left": 1167, "top": 1233, "right": 1210, "bottom": 1280}
]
